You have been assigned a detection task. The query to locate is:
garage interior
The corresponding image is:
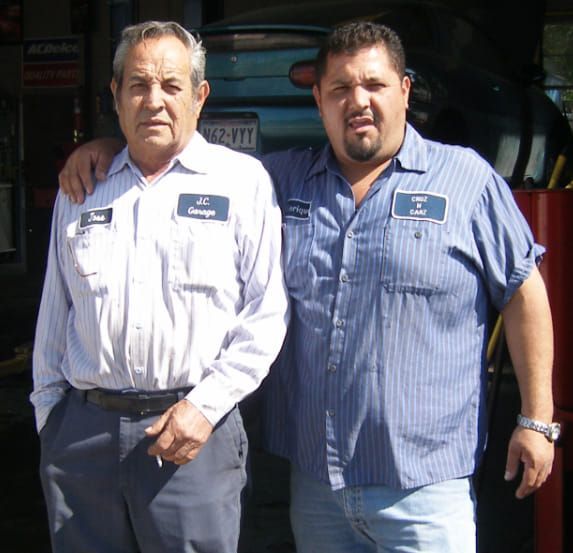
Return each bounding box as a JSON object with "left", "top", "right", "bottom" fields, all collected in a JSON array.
[{"left": 0, "top": 0, "right": 571, "bottom": 552}]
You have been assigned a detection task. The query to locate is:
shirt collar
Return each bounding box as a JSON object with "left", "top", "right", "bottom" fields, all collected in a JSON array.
[
  {"left": 107, "top": 131, "right": 211, "bottom": 178},
  {"left": 304, "top": 123, "right": 428, "bottom": 181},
  {"left": 394, "top": 123, "right": 428, "bottom": 173}
]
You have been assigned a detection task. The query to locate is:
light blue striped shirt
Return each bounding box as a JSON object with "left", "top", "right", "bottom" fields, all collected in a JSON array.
[
  {"left": 32, "top": 132, "right": 289, "bottom": 433},
  {"left": 262, "top": 124, "right": 543, "bottom": 490}
]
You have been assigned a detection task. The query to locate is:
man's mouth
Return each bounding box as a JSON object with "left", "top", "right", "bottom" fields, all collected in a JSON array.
[
  {"left": 141, "top": 119, "right": 168, "bottom": 128},
  {"left": 347, "top": 114, "right": 375, "bottom": 133}
]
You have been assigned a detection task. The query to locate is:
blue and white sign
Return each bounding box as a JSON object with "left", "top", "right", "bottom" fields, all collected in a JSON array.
[
  {"left": 391, "top": 190, "right": 448, "bottom": 224},
  {"left": 177, "top": 194, "right": 230, "bottom": 222}
]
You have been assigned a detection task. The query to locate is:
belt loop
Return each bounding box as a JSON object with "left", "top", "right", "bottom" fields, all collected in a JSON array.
[{"left": 75, "top": 388, "right": 88, "bottom": 403}]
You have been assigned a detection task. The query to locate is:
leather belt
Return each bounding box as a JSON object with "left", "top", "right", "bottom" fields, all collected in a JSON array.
[{"left": 85, "top": 387, "right": 193, "bottom": 415}]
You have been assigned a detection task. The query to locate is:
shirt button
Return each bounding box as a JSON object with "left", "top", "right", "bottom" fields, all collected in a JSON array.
[
  {"left": 134, "top": 367, "right": 144, "bottom": 374},
  {"left": 327, "top": 409, "right": 335, "bottom": 417},
  {"left": 328, "top": 363, "right": 337, "bottom": 373},
  {"left": 347, "top": 231, "right": 354, "bottom": 239},
  {"left": 414, "top": 231, "right": 422, "bottom": 239},
  {"left": 335, "top": 319, "right": 344, "bottom": 328},
  {"left": 340, "top": 274, "right": 349, "bottom": 283}
]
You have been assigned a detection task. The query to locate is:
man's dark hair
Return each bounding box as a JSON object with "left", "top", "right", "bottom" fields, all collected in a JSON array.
[{"left": 315, "top": 21, "right": 406, "bottom": 84}]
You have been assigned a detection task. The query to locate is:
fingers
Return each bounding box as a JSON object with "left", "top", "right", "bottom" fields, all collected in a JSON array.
[
  {"left": 94, "top": 149, "right": 115, "bottom": 182},
  {"left": 58, "top": 151, "right": 93, "bottom": 204},
  {"left": 506, "top": 427, "right": 555, "bottom": 499},
  {"left": 58, "top": 138, "right": 123, "bottom": 204},
  {"left": 145, "top": 401, "right": 213, "bottom": 465},
  {"left": 145, "top": 409, "right": 169, "bottom": 437},
  {"left": 504, "top": 445, "right": 519, "bottom": 482},
  {"left": 169, "top": 439, "right": 205, "bottom": 465},
  {"left": 515, "top": 460, "right": 552, "bottom": 499},
  {"left": 58, "top": 164, "right": 86, "bottom": 205}
]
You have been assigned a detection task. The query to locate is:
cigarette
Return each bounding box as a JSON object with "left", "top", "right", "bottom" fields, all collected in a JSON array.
[{"left": 156, "top": 455, "right": 163, "bottom": 468}]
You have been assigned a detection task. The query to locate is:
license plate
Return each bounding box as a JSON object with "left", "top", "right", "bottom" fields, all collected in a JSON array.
[{"left": 199, "top": 117, "right": 258, "bottom": 153}]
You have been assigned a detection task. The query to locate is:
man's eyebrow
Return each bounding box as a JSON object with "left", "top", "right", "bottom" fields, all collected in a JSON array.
[
  {"left": 126, "top": 73, "right": 149, "bottom": 83},
  {"left": 328, "top": 77, "right": 352, "bottom": 87}
]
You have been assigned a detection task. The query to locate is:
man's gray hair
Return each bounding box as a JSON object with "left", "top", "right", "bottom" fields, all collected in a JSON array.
[{"left": 113, "top": 21, "right": 206, "bottom": 90}]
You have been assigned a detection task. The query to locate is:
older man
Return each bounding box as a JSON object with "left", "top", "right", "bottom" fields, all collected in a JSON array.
[
  {"left": 59, "top": 21, "right": 557, "bottom": 553},
  {"left": 32, "top": 21, "right": 288, "bottom": 553}
]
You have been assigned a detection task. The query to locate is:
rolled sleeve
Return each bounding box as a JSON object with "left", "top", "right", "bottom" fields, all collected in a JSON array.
[{"left": 471, "top": 173, "right": 544, "bottom": 311}]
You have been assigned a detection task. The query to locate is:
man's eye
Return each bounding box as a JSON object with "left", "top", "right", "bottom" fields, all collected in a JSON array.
[{"left": 165, "top": 84, "right": 182, "bottom": 93}]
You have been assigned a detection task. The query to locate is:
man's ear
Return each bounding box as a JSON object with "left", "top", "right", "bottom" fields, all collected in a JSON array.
[
  {"left": 110, "top": 79, "right": 119, "bottom": 112},
  {"left": 193, "top": 80, "right": 210, "bottom": 117},
  {"left": 312, "top": 84, "right": 322, "bottom": 117},
  {"left": 402, "top": 75, "right": 411, "bottom": 110}
]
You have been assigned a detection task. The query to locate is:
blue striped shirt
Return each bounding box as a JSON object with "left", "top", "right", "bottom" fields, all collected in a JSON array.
[
  {"left": 32, "top": 133, "right": 289, "bottom": 433},
  {"left": 262, "top": 124, "right": 543, "bottom": 490}
]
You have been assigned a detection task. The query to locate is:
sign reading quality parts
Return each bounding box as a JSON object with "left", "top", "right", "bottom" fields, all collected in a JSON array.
[{"left": 23, "top": 37, "right": 81, "bottom": 88}]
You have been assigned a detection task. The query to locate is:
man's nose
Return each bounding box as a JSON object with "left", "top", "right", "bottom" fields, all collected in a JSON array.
[
  {"left": 348, "top": 86, "right": 370, "bottom": 110},
  {"left": 144, "top": 84, "right": 164, "bottom": 110}
]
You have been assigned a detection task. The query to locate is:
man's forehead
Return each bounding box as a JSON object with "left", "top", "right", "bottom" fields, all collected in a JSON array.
[
  {"left": 125, "top": 38, "right": 190, "bottom": 77},
  {"left": 327, "top": 45, "right": 390, "bottom": 66},
  {"left": 323, "top": 46, "right": 395, "bottom": 79},
  {"left": 127, "top": 61, "right": 188, "bottom": 78}
]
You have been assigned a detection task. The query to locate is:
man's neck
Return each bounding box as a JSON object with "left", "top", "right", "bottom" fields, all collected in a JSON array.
[
  {"left": 340, "top": 159, "right": 391, "bottom": 207},
  {"left": 129, "top": 148, "right": 179, "bottom": 183}
]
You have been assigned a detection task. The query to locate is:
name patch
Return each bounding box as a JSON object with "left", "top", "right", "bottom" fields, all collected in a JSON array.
[
  {"left": 177, "top": 194, "right": 230, "bottom": 222},
  {"left": 285, "top": 199, "right": 311, "bottom": 220},
  {"left": 79, "top": 208, "right": 113, "bottom": 228},
  {"left": 391, "top": 190, "right": 448, "bottom": 224}
]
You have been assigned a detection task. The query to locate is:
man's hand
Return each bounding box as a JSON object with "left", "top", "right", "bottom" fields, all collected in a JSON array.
[
  {"left": 145, "top": 400, "right": 214, "bottom": 465},
  {"left": 58, "top": 137, "right": 124, "bottom": 204},
  {"left": 504, "top": 426, "right": 554, "bottom": 499}
]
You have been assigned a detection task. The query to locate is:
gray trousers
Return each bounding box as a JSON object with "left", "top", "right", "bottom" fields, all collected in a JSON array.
[{"left": 39, "top": 389, "right": 247, "bottom": 553}]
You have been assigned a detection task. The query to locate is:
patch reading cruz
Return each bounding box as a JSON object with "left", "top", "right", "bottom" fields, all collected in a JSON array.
[
  {"left": 79, "top": 208, "right": 113, "bottom": 228},
  {"left": 285, "top": 199, "right": 311, "bottom": 220},
  {"left": 177, "top": 194, "right": 230, "bottom": 222},
  {"left": 391, "top": 190, "right": 448, "bottom": 224}
]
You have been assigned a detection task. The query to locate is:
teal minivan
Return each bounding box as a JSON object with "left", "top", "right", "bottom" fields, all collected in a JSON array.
[{"left": 198, "top": 0, "right": 572, "bottom": 187}]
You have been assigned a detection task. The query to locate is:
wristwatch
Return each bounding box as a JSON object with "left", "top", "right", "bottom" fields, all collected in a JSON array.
[{"left": 517, "top": 414, "right": 561, "bottom": 443}]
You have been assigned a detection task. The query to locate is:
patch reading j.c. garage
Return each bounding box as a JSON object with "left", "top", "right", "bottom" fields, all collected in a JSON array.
[
  {"left": 177, "top": 194, "right": 230, "bottom": 222},
  {"left": 79, "top": 208, "right": 113, "bottom": 229},
  {"left": 285, "top": 199, "right": 311, "bottom": 220},
  {"left": 391, "top": 190, "right": 448, "bottom": 224}
]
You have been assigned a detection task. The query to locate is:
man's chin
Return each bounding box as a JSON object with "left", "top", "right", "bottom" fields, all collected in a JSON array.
[
  {"left": 345, "top": 143, "right": 381, "bottom": 163},
  {"left": 140, "top": 135, "right": 173, "bottom": 148},
  {"left": 343, "top": 133, "right": 383, "bottom": 161}
]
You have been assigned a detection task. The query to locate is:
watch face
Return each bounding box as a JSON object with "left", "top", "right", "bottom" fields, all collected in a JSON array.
[{"left": 548, "top": 424, "right": 561, "bottom": 442}]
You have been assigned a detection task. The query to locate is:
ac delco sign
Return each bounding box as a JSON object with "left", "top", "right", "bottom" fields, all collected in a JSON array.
[{"left": 23, "top": 37, "right": 81, "bottom": 88}]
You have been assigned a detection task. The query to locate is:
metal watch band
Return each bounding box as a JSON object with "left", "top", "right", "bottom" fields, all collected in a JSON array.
[{"left": 516, "top": 414, "right": 561, "bottom": 443}]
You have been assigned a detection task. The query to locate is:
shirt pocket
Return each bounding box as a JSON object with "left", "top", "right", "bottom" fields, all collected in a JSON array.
[
  {"left": 282, "top": 219, "right": 314, "bottom": 298},
  {"left": 66, "top": 226, "right": 117, "bottom": 296},
  {"left": 169, "top": 214, "right": 234, "bottom": 295},
  {"left": 380, "top": 220, "right": 447, "bottom": 295}
]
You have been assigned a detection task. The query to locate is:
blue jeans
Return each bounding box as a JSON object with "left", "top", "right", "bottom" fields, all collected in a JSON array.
[{"left": 290, "top": 466, "right": 476, "bottom": 553}]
